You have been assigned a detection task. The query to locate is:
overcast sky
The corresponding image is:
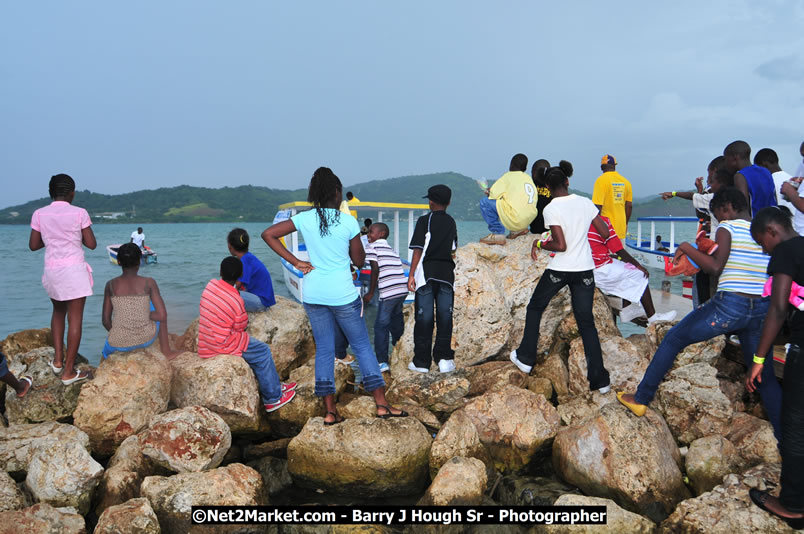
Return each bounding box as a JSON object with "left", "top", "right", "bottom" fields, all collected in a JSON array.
[{"left": 2, "top": 1, "right": 804, "bottom": 208}]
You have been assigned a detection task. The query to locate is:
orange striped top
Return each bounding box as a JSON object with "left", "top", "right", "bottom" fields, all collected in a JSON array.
[{"left": 198, "top": 279, "right": 249, "bottom": 357}]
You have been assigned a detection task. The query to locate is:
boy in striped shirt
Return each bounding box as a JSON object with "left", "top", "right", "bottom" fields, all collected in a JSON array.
[
  {"left": 198, "top": 256, "right": 296, "bottom": 412},
  {"left": 363, "top": 223, "right": 409, "bottom": 372}
]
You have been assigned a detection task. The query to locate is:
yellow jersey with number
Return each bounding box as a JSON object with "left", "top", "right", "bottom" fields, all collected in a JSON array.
[{"left": 488, "top": 171, "right": 540, "bottom": 232}]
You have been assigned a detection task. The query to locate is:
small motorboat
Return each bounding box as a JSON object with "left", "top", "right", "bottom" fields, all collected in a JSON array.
[{"left": 106, "top": 244, "right": 157, "bottom": 265}]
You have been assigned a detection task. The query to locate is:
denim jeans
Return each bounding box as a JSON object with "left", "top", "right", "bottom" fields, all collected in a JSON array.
[
  {"left": 304, "top": 297, "right": 385, "bottom": 396},
  {"left": 517, "top": 269, "right": 610, "bottom": 391},
  {"left": 479, "top": 196, "right": 506, "bottom": 234},
  {"left": 374, "top": 295, "right": 406, "bottom": 364},
  {"left": 780, "top": 344, "right": 804, "bottom": 512},
  {"left": 241, "top": 291, "right": 267, "bottom": 312},
  {"left": 241, "top": 336, "right": 281, "bottom": 405},
  {"left": 634, "top": 291, "right": 782, "bottom": 439},
  {"left": 413, "top": 281, "right": 455, "bottom": 369}
]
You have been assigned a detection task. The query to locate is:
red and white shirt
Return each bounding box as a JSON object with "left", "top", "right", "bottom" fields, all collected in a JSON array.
[
  {"left": 587, "top": 217, "right": 622, "bottom": 268},
  {"left": 198, "top": 279, "right": 250, "bottom": 357}
]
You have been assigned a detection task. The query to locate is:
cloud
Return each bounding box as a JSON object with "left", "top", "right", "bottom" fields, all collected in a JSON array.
[{"left": 756, "top": 55, "right": 804, "bottom": 82}]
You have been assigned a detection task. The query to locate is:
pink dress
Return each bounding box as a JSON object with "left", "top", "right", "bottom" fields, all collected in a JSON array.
[{"left": 30, "top": 201, "right": 94, "bottom": 301}]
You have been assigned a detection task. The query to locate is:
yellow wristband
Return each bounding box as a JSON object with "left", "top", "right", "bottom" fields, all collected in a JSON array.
[
  {"left": 536, "top": 240, "right": 542, "bottom": 249},
  {"left": 752, "top": 354, "right": 765, "bottom": 365},
  {"left": 671, "top": 191, "right": 677, "bottom": 197}
]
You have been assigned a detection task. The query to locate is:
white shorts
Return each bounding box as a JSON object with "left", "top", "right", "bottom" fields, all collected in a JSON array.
[{"left": 594, "top": 260, "right": 649, "bottom": 304}]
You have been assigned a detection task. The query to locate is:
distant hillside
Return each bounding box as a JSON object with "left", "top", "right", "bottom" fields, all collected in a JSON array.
[{"left": 631, "top": 193, "right": 699, "bottom": 219}]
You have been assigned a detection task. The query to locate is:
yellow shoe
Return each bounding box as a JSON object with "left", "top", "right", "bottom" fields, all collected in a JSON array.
[{"left": 617, "top": 391, "right": 647, "bottom": 417}]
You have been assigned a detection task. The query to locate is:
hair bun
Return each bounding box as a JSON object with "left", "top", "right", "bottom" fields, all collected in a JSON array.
[{"left": 558, "top": 160, "right": 573, "bottom": 178}]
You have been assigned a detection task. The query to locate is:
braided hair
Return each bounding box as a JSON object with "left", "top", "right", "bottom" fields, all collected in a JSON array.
[
  {"left": 49, "top": 174, "right": 75, "bottom": 200},
  {"left": 307, "top": 167, "right": 343, "bottom": 237}
]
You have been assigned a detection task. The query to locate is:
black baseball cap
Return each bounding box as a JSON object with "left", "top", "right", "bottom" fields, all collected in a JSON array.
[{"left": 423, "top": 184, "right": 451, "bottom": 205}]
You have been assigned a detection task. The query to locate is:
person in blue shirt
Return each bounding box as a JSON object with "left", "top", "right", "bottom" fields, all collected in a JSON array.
[
  {"left": 227, "top": 228, "right": 276, "bottom": 312},
  {"left": 724, "top": 140, "right": 778, "bottom": 217}
]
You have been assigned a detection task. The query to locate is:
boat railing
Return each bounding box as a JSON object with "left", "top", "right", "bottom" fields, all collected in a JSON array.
[{"left": 630, "top": 216, "right": 699, "bottom": 254}]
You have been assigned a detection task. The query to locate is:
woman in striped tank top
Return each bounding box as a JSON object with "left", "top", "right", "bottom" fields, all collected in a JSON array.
[{"left": 618, "top": 188, "right": 782, "bottom": 440}]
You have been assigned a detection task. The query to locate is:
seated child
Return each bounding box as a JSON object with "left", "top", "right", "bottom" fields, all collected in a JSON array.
[
  {"left": 102, "top": 243, "right": 183, "bottom": 360},
  {"left": 198, "top": 256, "right": 296, "bottom": 412},
  {"left": 227, "top": 228, "right": 276, "bottom": 312},
  {"left": 1, "top": 351, "right": 32, "bottom": 398}
]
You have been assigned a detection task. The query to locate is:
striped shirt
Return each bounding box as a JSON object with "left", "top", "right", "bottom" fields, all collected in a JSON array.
[
  {"left": 587, "top": 217, "right": 621, "bottom": 268},
  {"left": 365, "top": 239, "right": 409, "bottom": 301},
  {"left": 198, "top": 279, "right": 250, "bottom": 357},
  {"left": 716, "top": 219, "right": 769, "bottom": 295}
]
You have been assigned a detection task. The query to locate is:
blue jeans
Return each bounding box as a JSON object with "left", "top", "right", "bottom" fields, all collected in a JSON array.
[
  {"left": 635, "top": 291, "right": 782, "bottom": 439},
  {"left": 304, "top": 297, "right": 385, "bottom": 396},
  {"left": 413, "top": 281, "right": 454, "bottom": 369},
  {"left": 241, "top": 336, "right": 281, "bottom": 405},
  {"left": 374, "top": 295, "right": 406, "bottom": 364},
  {"left": 241, "top": 291, "right": 267, "bottom": 312},
  {"left": 479, "top": 196, "right": 506, "bottom": 234}
]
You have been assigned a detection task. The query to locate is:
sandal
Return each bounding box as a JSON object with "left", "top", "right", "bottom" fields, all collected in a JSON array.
[
  {"left": 17, "top": 376, "right": 33, "bottom": 398},
  {"left": 749, "top": 488, "right": 804, "bottom": 529},
  {"left": 324, "top": 411, "right": 344, "bottom": 426},
  {"left": 61, "top": 369, "right": 92, "bottom": 386},
  {"left": 376, "top": 404, "right": 408, "bottom": 419},
  {"left": 48, "top": 359, "right": 63, "bottom": 375}
]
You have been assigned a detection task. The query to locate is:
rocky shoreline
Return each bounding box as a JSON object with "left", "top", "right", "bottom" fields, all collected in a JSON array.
[{"left": 0, "top": 237, "right": 791, "bottom": 533}]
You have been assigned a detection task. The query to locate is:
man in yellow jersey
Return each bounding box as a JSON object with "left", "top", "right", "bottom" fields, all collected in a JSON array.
[
  {"left": 592, "top": 154, "right": 633, "bottom": 239},
  {"left": 479, "top": 153, "right": 540, "bottom": 245}
]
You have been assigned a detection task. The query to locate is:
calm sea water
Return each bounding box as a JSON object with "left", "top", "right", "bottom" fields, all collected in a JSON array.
[{"left": 1, "top": 219, "right": 695, "bottom": 366}]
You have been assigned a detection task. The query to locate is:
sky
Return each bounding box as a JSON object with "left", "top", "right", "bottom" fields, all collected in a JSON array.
[{"left": 2, "top": 0, "right": 804, "bottom": 209}]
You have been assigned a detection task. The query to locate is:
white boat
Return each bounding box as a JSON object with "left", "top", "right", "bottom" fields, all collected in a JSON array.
[
  {"left": 274, "top": 201, "right": 430, "bottom": 304},
  {"left": 106, "top": 244, "right": 158, "bottom": 266},
  {"left": 624, "top": 216, "right": 699, "bottom": 269}
]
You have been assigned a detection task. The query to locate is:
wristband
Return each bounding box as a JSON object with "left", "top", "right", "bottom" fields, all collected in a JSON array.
[
  {"left": 752, "top": 354, "right": 765, "bottom": 365},
  {"left": 671, "top": 191, "right": 677, "bottom": 197},
  {"left": 536, "top": 240, "right": 542, "bottom": 249}
]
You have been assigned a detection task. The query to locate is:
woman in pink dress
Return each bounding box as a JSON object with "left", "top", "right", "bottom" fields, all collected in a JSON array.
[{"left": 29, "top": 174, "right": 96, "bottom": 385}]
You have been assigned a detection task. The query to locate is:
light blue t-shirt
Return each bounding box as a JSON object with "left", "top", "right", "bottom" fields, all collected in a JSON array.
[{"left": 291, "top": 208, "right": 361, "bottom": 306}]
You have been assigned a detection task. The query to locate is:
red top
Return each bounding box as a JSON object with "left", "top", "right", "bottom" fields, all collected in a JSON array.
[
  {"left": 198, "top": 279, "right": 250, "bottom": 357},
  {"left": 587, "top": 216, "right": 623, "bottom": 268}
]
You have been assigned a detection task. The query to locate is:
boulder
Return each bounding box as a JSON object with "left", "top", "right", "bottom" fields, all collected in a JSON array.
[
  {"left": 141, "top": 463, "right": 266, "bottom": 534},
  {"left": 0, "top": 422, "right": 90, "bottom": 476},
  {"left": 169, "top": 352, "right": 261, "bottom": 434},
  {"left": 0, "top": 471, "right": 27, "bottom": 512},
  {"left": 73, "top": 349, "right": 171, "bottom": 457},
  {"left": 0, "top": 329, "right": 52, "bottom": 359},
  {"left": 643, "top": 321, "right": 725, "bottom": 370},
  {"left": 385, "top": 372, "right": 470, "bottom": 414},
  {"left": 246, "top": 456, "right": 292, "bottom": 496},
  {"left": 242, "top": 438, "right": 292, "bottom": 462},
  {"left": 493, "top": 475, "right": 579, "bottom": 506},
  {"left": 399, "top": 403, "right": 442, "bottom": 431},
  {"left": 555, "top": 392, "right": 618, "bottom": 427},
  {"left": 567, "top": 335, "right": 649, "bottom": 395},
  {"left": 544, "top": 494, "right": 657, "bottom": 533},
  {"left": 532, "top": 350, "right": 570, "bottom": 398},
  {"left": 460, "top": 361, "right": 528, "bottom": 397},
  {"left": 685, "top": 436, "right": 741, "bottom": 495},
  {"left": 654, "top": 363, "right": 733, "bottom": 445},
  {"left": 0, "top": 503, "right": 85, "bottom": 534},
  {"left": 555, "top": 289, "right": 621, "bottom": 343},
  {"left": 289, "top": 357, "right": 353, "bottom": 397},
  {"left": 725, "top": 412, "right": 781, "bottom": 467},
  {"left": 339, "top": 396, "right": 376, "bottom": 419},
  {"left": 527, "top": 376, "right": 553, "bottom": 401},
  {"left": 262, "top": 383, "right": 323, "bottom": 438},
  {"left": 430, "top": 410, "right": 493, "bottom": 480},
  {"left": 24, "top": 439, "right": 104, "bottom": 515},
  {"left": 460, "top": 385, "right": 560, "bottom": 474},
  {"left": 4, "top": 347, "right": 94, "bottom": 425},
  {"left": 95, "top": 497, "right": 161, "bottom": 534},
  {"left": 418, "top": 456, "right": 487, "bottom": 506},
  {"left": 140, "top": 406, "right": 231, "bottom": 473},
  {"left": 660, "top": 463, "right": 792, "bottom": 533},
  {"left": 552, "top": 403, "right": 689, "bottom": 523},
  {"left": 287, "top": 417, "right": 431, "bottom": 497}
]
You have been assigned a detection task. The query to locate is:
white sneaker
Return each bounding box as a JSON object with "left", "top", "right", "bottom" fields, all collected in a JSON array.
[
  {"left": 647, "top": 310, "right": 677, "bottom": 324},
  {"left": 598, "top": 384, "right": 611, "bottom": 394},
  {"left": 408, "top": 361, "right": 429, "bottom": 373},
  {"left": 619, "top": 303, "right": 646, "bottom": 323},
  {"left": 438, "top": 359, "right": 456, "bottom": 373},
  {"left": 509, "top": 350, "right": 533, "bottom": 374}
]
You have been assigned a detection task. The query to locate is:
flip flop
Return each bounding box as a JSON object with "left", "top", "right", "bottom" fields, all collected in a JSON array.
[
  {"left": 324, "top": 411, "right": 344, "bottom": 426},
  {"left": 48, "top": 359, "right": 63, "bottom": 375},
  {"left": 61, "top": 369, "right": 91, "bottom": 386},
  {"left": 749, "top": 489, "right": 804, "bottom": 529},
  {"left": 376, "top": 404, "right": 409, "bottom": 419},
  {"left": 17, "top": 376, "right": 33, "bottom": 398}
]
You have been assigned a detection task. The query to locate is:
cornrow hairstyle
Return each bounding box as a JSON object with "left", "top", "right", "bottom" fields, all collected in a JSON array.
[
  {"left": 220, "top": 256, "right": 243, "bottom": 283},
  {"left": 227, "top": 228, "right": 250, "bottom": 252},
  {"left": 751, "top": 206, "right": 794, "bottom": 234},
  {"left": 49, "top": 174, "right": 76, "bottom": 199},
  {"left": 307, "top": 167, "right": 343, "bottom": 237},
  {"left": 709, "top": 187, "right": 748, "bottom": 213},
  {"left": 545, "top": 160, "right": 574, "bottom": 191},
  {"left": 116, "top": 243, "right": 142, "bottom": 268}
]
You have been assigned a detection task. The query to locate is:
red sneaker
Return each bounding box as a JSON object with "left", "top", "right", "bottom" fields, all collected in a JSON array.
[
  {"left": 281, "top": 382, "right": 297, "bottom": 393},
  {"left": 265, "top": 389, "right": 296, "bottom": 412}
]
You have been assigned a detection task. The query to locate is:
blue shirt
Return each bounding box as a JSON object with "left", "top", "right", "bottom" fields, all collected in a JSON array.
[
  {"left": 291, "top": 208, "right": 361, "bottom": 306},
  {"left": 239, "top": 251, "right": 276, "bottom": 308},
  {"left": 740, "top": 164, "right": 777, "bottom": 217}
]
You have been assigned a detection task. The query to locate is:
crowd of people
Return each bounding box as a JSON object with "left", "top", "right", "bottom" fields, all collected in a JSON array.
[{"left": 19, "top": 138, "right": 804, "bottom": 526}]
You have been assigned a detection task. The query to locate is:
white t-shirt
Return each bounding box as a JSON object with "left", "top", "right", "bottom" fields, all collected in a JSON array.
[
  {"left": 773, "top": 170, "right": 794, "bottom": 211},
  {"left": 543, "top": 194, "right": 599, "bottom": 272},
  {"left": 131, "top": 231, "right": 145, "bottom": 247}
]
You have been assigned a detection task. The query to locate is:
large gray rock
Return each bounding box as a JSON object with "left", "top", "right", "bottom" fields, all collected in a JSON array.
[
  {"left": 725, "top": 412, "right": 781, "bottom": 467},
  {"left": 0, "top": 422, "right": 90, "bottom": 476},
  {"left": 140, "top": 406, "right": 232, "bottom": 473},
  {"left": 544, "top": 494, "right": 657, "bottom": 533},
  {"left": 288, "top": 417, "right": 432, "bottom": 497},
  {"left": 385, "top": 371, "right": 470, "bottom": 414},
  {"left": 0, "top": 328, "right": 53, "bottom": 359},
  {"left": 0, "top": 471, "right": 27, "bottom": 512},
  {"left": 73, "top": 349, "right": 171, "bottom": 456},
  {"left": 0, "top": 503, "right": 85, "bottom": 534},
  {"left": 24, "top": 439, "right": 104, "bottom": 515},
  {"left": 95, "top": 497, "right": 161, "bottom": 534},
  {"left": 555, "top": 392, "right": 618, "bottom": 427},
  {"left": 169, "top": 352, "right": 261, "bottom": 433},
  {"left": 430, "top": 410, "right": 494, "bottom": 479},
  {"left": 141, "top": 463, "right": 266, "bottom": 534},
  {"left": 418, "top": 456, "right": 487, "bottom": 506},
  {"left": 568, "top": 335, "right": 649, "bottom": 395},
  {"left": 685, "top": 435, "right": 742, "bottom": 496},
  {"left": 553, "top": 403, "right": 689, "bottom": 523}
]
